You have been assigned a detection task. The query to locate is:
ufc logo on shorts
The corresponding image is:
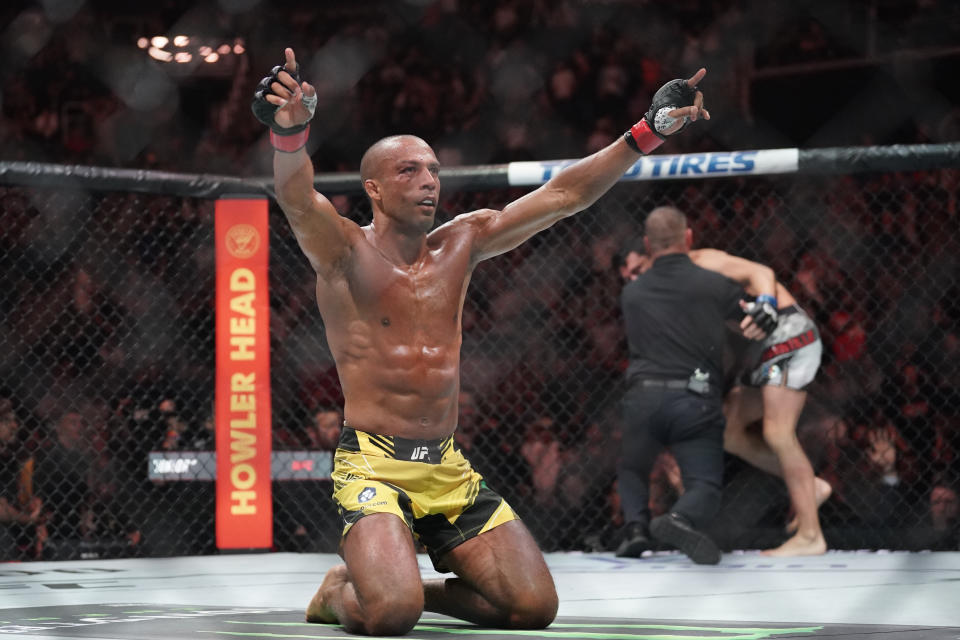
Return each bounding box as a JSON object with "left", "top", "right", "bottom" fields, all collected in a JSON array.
[{"left": 410, "top": 446, "right": 430, "bottom": 461}]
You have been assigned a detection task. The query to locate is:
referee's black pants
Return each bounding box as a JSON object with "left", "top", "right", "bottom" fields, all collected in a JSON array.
[{"left": 618, "top": 382, "right": 725, "bottom": 530}]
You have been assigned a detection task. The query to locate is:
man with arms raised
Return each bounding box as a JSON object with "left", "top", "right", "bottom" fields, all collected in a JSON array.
[{"left": 252, "top": 47, "right": 708, "bottom": 635}]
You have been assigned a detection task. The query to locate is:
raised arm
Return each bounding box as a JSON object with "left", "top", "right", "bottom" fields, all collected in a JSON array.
[
  {"left": 688, "top": 248, "right": 777, "bottom": 298},
  {"left": 252, "top": 48, "right": 358, "bottom": 277},
  {"left": 470, "top": 69, "right": 710, "bottom": 262}
]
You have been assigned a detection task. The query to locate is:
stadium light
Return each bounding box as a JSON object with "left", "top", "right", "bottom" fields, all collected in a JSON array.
[{"left": 140, "top": 36, "right": 244, "bottom": 66}]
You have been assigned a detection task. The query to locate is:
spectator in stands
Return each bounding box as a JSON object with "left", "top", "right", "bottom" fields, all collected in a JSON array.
[
  {"left": 185, "top": 405, "right": 216, "bottom": 451},
  {"left": 451, "top": 389, "right": 487, "bottom": 469},
  {"left": 34, "top": 410, "right": 143, "bottom": 558},
  {"left": 906, "top": 473, "right": 960, "bottom": 551},
  {"left": 927, "top": 480, "right": 960, "bottom": 549},
  {"left": 520, "top": 415, "right": 563, "bottom": 509},
  {"left": 831, "top": 410, "right": 917, "bottom": 530},
  {"left": 158, "top": 409, "right": 191, "bottom": 452},
  {"left": 0, "top": 397, "right": 44, "bottom": 560},
  {"left": 307, "top": 405, "right": 344, "bottom": 451},
  {"left": 33, "top": 411, "right": 94, "bottom": 547},
  {"left": 273, "top": 406, "right": 344, "bottom": 553},
  {"left": 889, "top": 362, "right": 937, "bottom": 493},
  {"left": 455, "top": 391, "right": 529, "bottom": 517}
]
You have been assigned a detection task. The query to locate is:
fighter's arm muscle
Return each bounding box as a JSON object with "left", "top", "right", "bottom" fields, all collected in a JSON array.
[
  {"left": 689, "top": 248, "right": 777, "bottom": 297},
  {"left": 469, "top": 139, "right": 639, "bottom": 262},
  {"left": 274, "top": 149, "right": 359, "bottom": 277},
  {"left": 464, "top": 191, "right": 569, "bottom": 262}
]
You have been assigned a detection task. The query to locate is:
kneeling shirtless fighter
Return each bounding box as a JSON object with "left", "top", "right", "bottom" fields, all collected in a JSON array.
[{"left": 253, "top": 47, "right": 709, "bottom": 634}]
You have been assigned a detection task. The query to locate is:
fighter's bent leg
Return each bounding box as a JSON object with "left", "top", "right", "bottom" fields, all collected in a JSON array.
[
  {"left": 722, "top": 386, "right": 781, "bottom": 474},
  {"left": 306, "top": 512, "right": 424, "bottom": 635},
  {"left": 759, "top": 385, "right": 826, "bottom": 557},
  {"left": 424, "top": 519, "right": 558, "bottom": 629}
]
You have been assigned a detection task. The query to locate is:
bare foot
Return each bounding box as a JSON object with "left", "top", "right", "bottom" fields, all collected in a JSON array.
[
  {"left": 305, "top": 564, "right": 349, "bottom": 624},
  {"left": 762, "top": 530, "right": 827, "bottom": 557},
  {"left": 785, "top": 477, "right": 833, "bottom": 534}
]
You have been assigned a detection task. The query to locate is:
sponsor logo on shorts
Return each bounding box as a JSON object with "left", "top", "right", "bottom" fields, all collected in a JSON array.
[
  {"left": 761, "top": 329, "right": 816, "bottom": 361},
  {"left": 765, "top": 364, "right": 783, "bottom": 385},
  {"left": 358, "top": 486, "right": 377, "bottom": 503},
  {"left": 410, "top": 446, "right": 430, "bottom": 461}
]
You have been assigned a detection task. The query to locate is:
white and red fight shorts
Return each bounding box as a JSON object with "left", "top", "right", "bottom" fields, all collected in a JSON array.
[{"left": 743, "top": 305, "right": 822, "bottom": 391}]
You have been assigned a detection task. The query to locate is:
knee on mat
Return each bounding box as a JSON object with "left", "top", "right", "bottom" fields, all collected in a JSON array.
[
  {"left": 504, "top": 588, "right": 559, "bottom": 629},
  {"left": 361, "top": 591, "right": 424, "bottom": 635}
]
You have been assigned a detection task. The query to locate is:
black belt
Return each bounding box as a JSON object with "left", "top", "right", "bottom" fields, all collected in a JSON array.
[
  {"left": 637, "top": 378, "right": 689, "bottom": 390},
  {"left": 631, "top": 376, "right": 714, "bottom": 395}
]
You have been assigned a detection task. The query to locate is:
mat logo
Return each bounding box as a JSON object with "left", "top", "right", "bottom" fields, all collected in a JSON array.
[
  {"left": 410, "top": 446, "right": 430, "bottom": 461},
  {"left": 357, "top": 486, "right": 377, "bottom": 503}
]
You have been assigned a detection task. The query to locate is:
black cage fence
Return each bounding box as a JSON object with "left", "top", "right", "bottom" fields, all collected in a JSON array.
[{"left": 1, "top": 143, "right": 959, "bottom": 561}]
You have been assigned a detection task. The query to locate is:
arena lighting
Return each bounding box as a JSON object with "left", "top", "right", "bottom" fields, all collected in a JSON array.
[
  {"left": 140, "top": 36, "right": 245, "bottom": 64},
  {"left": 148, "top": 46, "right": 173, "bottom": 62}
]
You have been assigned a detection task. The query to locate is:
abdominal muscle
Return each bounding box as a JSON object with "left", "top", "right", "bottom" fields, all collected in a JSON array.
[
  {"left": 330, "top": 323, "right": 463, "bottom": 440},
  {"left": 316, "top": 227, "right": 474, "bottom": 441}
]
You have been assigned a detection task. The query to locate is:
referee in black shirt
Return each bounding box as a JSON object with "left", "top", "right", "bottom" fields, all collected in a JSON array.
[{"left": 615, "top": 206, "right": 771, "bottom": 564}]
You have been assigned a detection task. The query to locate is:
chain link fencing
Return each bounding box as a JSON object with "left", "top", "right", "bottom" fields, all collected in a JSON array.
[{"left": 1, "top": 152, "right": 959, "bottom": 561}]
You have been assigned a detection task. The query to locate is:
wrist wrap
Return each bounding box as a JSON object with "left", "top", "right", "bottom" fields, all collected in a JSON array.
[
  {"left": 623, "top": 118, "right": 665, "bottom": 155},
  {"left": 755, "top": 294, "right": 778, "bottom": 308},
  {"left": 270, "top": 125, "right": 310, "bottom": 153}
]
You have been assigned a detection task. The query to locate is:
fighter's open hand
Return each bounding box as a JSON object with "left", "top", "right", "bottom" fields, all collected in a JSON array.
[
  {"left": 251, "top": 48, "right": 317, "bottom": 134},
  {"left": 647, "top": 68, "right": 710, "bottom": 137}
]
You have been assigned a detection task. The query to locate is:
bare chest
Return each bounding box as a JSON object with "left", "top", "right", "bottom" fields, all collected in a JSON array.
[{"left": 319, "top": 241, "right": 472, "bottom": 340}]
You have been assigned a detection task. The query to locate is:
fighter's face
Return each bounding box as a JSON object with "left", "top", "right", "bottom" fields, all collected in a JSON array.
[
  {"left": 619, "top": 250, "right": 651, "bottom": 282},
  {"left": 379, "top": 140, "right": 440, "bottom": 230}
]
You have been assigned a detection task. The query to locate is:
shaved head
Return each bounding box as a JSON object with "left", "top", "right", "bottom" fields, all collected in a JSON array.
[
  {"left": 644, "top": 206, "right": 688, "bottom": 253},
  {"left": 360, "top": 135, "right": 432, "bottom": 183}
]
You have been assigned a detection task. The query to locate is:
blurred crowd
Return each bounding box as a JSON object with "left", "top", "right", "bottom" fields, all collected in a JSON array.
[
  {"left": 3, "top": 0, "right": 960, "bottom": 172},
  {"left": 2, "top": 0, "right": 960, "bottom": 559}
]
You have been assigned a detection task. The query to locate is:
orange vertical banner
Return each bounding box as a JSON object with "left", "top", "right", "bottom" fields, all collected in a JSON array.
[{"left": 215, "top": 196, "right": 272, "bottom": 549}]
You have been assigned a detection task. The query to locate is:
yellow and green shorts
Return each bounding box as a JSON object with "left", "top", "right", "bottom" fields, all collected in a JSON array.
[{"left": 331, "top": 426, "right": 517, "bottom": 572}]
